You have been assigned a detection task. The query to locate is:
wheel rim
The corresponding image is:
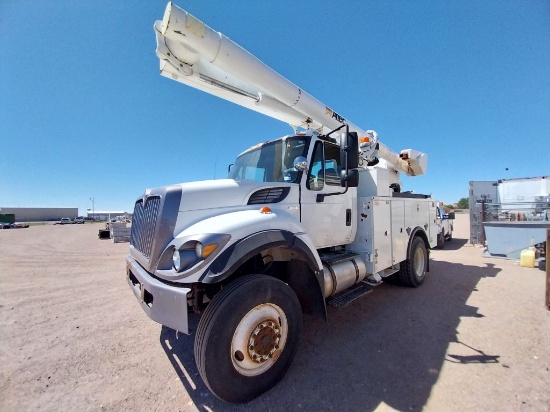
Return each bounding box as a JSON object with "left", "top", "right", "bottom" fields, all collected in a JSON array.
[
  {"left": 231, "top": 303, "right": 288, "bottom": 376},
  {"left": 414, "top": 246, "right": 426, "bottom": 276}
]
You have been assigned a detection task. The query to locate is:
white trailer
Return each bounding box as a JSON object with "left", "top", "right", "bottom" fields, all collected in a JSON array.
[{"left": 127, "top": 2, "right": 438, "bottom": 403}]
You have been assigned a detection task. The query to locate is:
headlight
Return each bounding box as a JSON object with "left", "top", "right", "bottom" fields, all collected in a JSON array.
[
  {"left": 195, "top": 242, "right": 218, "bottom": 259},
  {"left": 160, "top": 234, "right": 230, "bottom": 275},
  {"left": 172, "top": 248, "right": 181, "bottom": 271}
]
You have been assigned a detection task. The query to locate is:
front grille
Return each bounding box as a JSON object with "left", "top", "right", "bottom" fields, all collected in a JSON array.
[
  {"left": 130, "top": 196, "right": 161, "bottom": 260},
  {"left": 248, "top": 187, "right": 290, "bottom": 205}
]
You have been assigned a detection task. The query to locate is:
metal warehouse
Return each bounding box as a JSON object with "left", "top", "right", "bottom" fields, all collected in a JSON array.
[{"left": 0, "top": 207, "right": 78, "bottom": 222}]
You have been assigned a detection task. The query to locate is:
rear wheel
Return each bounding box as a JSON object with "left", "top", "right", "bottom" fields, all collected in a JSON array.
[
  {"left": 398, "top": 236, "right": 428, "bottom": 287},
  {"left": 194, "top": 274, "right": 302, "bottom": 403}
]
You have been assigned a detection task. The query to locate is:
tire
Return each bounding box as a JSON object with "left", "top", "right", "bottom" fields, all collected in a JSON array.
[
  {"left": 437, "top": 231, "right": 445, "bottom": 249},
  {"left": 194, "top": 274, "right": 303, "bottom": 403},
  {"left": 398, "top": 236, "right": 428, "bottom": 287},
  {"left": 446, "top": 230, "right": 453, "bottom": 241}
]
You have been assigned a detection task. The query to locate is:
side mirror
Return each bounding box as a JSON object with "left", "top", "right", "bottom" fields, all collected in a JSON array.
[
  {"left": 341, "top": 169, "right": 359, "bottom": 188},
  {"left": 341, "top": 132, "right": 359, "bottom": 170},
  {"left": 447, "top": 211, "right": 455, "bottom": 220}
]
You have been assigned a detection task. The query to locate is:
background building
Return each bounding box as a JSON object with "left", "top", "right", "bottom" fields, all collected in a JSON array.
[
  {"left": 0, "top": 207, "right": 78, "bottom": 222},
  {"left": 86, "top": 210, "right": 130, "bottom": 221}
]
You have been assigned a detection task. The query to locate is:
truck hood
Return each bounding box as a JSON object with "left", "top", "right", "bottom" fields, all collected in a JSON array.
[{"left": 177, "top": 179, "right": 293, "bottom": 212}]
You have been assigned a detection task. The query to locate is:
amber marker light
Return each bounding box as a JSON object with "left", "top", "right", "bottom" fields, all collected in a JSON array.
[
  {"left": 195, "top": 242, "right": 218, "bottom": 258},
  {"left": 360, "top": 137, "right": 370, "bottom": 143},
  {"left": 259, "top": 206, "right": 272, "bottom": 214}
]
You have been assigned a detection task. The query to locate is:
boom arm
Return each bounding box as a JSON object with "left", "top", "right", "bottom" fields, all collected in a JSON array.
[{"left": 155, "top": 2, "right": 427, "bottom": 176}]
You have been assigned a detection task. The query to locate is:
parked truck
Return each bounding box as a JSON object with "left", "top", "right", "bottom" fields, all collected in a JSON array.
[
  {"left": 127, "top": 2, "right": 438, "bottom": 403},
  {"left": 436, "top": 204, "right": 455, "bottom": 248}
]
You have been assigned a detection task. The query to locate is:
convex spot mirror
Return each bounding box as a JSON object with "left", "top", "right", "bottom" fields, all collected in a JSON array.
[{"left": 293, "top": 156, "right": 308, "bottom": 171}]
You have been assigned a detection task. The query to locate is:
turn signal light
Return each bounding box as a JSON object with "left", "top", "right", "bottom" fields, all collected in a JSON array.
[
  {"left": 196, "top": 242, "right": 218, "bottom": 258},
  {"left": 360, "top": 137, "right": 370, "bottom": 143},
  {"left": 260, "top": 206, "right": 272, "bottom": 214}
]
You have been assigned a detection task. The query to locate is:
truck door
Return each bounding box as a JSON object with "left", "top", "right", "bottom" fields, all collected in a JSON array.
[{"left": 300, "top": 140, "right": 356, "bottom": 248}]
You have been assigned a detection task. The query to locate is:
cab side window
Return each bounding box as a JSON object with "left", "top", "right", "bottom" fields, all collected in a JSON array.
[
  {"left": 307, "top": 141, "right": 342, "bottom": 191},
  {"left": 324, "top": 143, "right": 341, "bottom": 186},
  {"left": 307, "top": 142, "right": 324, "bottom": 191}
]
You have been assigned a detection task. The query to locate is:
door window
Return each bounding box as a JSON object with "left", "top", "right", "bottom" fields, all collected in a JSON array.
[{"left": 306, "top": 141, "right": 342, "bottom": 191}]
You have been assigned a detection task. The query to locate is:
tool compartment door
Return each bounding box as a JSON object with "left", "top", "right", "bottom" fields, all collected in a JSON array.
[
  {"left": 391, "top": 200, "right": 407, "bottom": 264},
  {"left": 372, "top": 199, "right": 392, "bottom": 273},
  {"left": 403, "top": 199, "right": 436, "bottom": 246}
]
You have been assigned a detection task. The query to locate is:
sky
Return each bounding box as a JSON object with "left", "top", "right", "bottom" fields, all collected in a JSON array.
[{"left": 1, "top": 0, "right": 549, "bottom": 215}]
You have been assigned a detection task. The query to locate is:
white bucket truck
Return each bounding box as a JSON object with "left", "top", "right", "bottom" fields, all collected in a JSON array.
[{"left": 127, "top": 2, "right": 438, "bottom": 403}]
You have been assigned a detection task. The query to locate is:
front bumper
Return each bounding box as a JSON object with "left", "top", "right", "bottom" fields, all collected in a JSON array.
[{"left": 126, "top": 255, "right": 191, "bottom": 334}]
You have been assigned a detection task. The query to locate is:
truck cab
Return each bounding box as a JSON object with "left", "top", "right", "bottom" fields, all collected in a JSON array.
[
  {"left": 225, "top": 132, "right": 356, "bottom": 248},
  {"left": 127, "top": 131, "right": 357, "bottom": 305}
]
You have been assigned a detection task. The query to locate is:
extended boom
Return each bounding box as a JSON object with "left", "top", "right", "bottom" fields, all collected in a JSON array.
[{"left": 154, "top": 2, "right": 427, "bottom": 177}]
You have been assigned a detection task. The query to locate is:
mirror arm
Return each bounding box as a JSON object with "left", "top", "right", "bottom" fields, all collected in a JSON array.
[{"left": 316, "top": 183, "right": 348, "bottom": 203}]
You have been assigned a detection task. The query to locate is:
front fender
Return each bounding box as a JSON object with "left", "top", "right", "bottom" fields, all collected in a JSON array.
[
  {"left": 202, "top": 228, "right": 327, "bottom": 320},
  {"left": 155, "top": 208, "right": 327, "bottom": 318},
  {"left": 157, "top": 208, "right": 321, "bottom": 284},
  {"left": 201, "top": 229, "right": 321, "bottom": 283}
]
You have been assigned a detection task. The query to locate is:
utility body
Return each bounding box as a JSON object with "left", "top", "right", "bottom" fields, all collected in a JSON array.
[{"left": 127, "top": 2, "right": 439, "bottom": 403}]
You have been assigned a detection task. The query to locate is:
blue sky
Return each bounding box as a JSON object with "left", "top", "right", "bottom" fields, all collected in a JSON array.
[{"left": 1, "top": 1, "right": 549, "bottom": 215}]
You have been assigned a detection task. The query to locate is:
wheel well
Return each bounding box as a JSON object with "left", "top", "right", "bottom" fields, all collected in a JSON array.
[
  {"left": 197, "top": 230, "right": 326, "bottom": 318},
  {"left": 205, "top": 245, "right": 326, "bottom": 320},
  {"left": 410, "top": 227, "right": 430, "bottom": 271},
  {"left": 412, "top": 227, "right": 430, "bottom": 248}
]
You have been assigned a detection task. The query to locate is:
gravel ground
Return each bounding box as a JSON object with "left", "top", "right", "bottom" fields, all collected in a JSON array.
[{"left": 0, "top": 214, "right": 548, "bottom": 411}]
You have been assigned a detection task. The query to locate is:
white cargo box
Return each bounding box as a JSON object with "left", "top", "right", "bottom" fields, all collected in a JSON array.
[{"left": 351, "top": 196, "right": 437, "bottom": 274}]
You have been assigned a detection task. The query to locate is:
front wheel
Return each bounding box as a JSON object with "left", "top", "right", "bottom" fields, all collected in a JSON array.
[
  {"left": 194, "top": 274, "right": 302, "bottom": 403},
  {"left": 398, "top": 236, "right": 428, "bottom": 287}
]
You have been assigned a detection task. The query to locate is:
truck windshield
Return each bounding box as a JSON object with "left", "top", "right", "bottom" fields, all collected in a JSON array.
[{"left": 229, "top": 136, "right": 309, "bottom": 183}]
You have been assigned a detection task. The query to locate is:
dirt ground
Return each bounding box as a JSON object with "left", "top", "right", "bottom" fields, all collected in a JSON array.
[{"left": 0, "top": 214, "right": 548, "bottom": 411}]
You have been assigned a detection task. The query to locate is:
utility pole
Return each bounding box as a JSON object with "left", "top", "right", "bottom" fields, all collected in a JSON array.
[{"left": 90, "top": 198, "right": 95, "bottom": 220}]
